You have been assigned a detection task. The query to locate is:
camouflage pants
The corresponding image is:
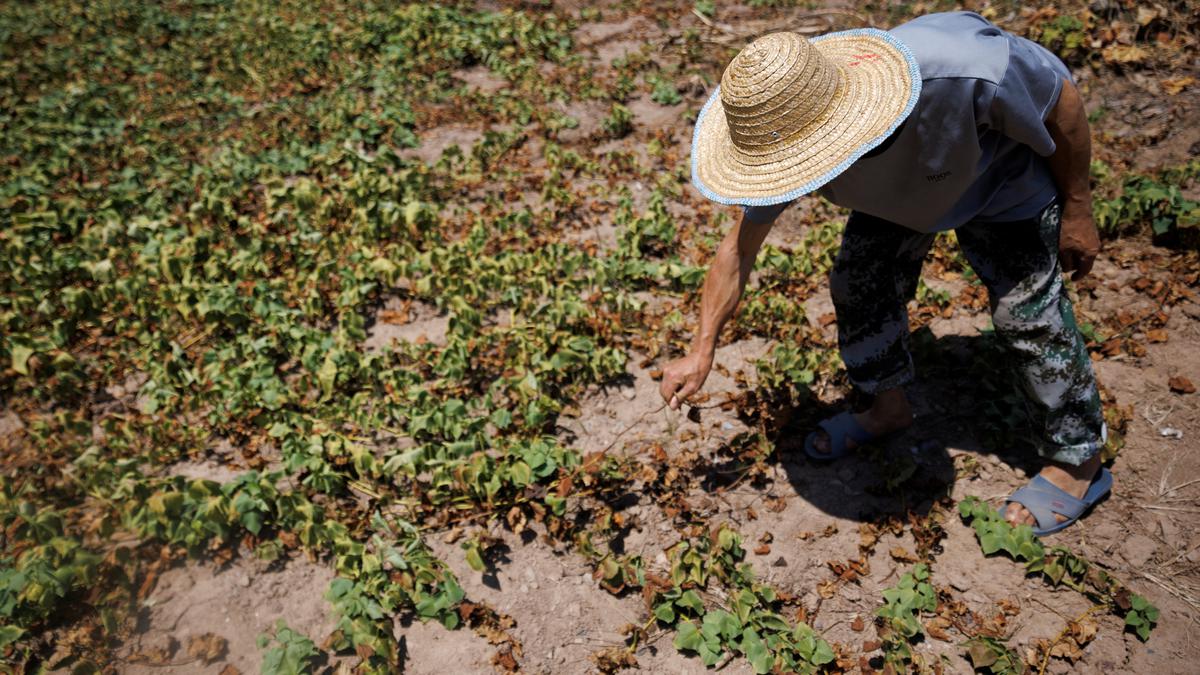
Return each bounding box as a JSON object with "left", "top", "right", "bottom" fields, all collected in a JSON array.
[{"left": 829, "top": 200, "right": 1105, "bottom": 466}]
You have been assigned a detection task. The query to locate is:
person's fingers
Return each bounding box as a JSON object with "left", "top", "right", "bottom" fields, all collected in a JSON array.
[
  {"left": 669, "top": 394, "right": 680, "bottom": 410},
  {"left": 659, "top": 373, "right": 680, "bottom": 404},
  {"left": 674, "top": 378, "right": 701, "bottom": 406}
]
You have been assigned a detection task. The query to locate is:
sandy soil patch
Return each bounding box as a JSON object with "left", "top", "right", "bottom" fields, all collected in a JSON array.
[{"left": 119, "top": 555, "right": 347, "bottom": 674}]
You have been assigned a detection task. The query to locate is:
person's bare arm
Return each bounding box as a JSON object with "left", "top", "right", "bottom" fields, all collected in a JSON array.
[
  {"left": 659, "top": 212, "right": 775, "bottom": 408},
  {"left": 1045, "top": 76, "right": 1100, "bottom": 281}
]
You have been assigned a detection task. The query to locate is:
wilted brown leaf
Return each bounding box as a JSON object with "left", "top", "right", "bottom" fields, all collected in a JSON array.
[
  {"left": 186, "top": 633, "right": 227, "bottom": 664},
  {"left": 1025, "top": 643, "right": 1046, "bottom": 667},
  {"left": 556, "top": 474, "right": 574, "bottom": 498},
  {"left": 506, "top": 505, "right": 526, "bottom": 534},
  {"left": 1103, "top": 43, "right": 1149, "bottom": 64},
  {"left": 1169, "top": 376, "right": 1196, "bottom": 394},
  {"left": 858, "top": 524, "right": 878, "bottom": 552},
  {"left": 968, "top": 640, "right": 1001, "bottom": 668},
  {"left": 924, "top": 616, "right": 954, "bottom": 642},
  {"left": 1069, "top": 617, "right": 1099, "bottom": 645},
  {"left": 1049, "top": 639, "right": 1084, "bottom": 662},
  {"left": 589, "top": 646, "right": 637, "bottom": 673},
  {"left": 889, "top": 546, "right": 919, "bottom": 563},
  {"left": 130, "top": 637, "right": 178, "bottom": 665},
  {"left": 581, "top": 451, "right": 606, "bottom": 475},
  {"left": 493, "top": 647, "right": 520, "bottom": 672},
  {"left": 977, "top": 610, "right": 1012, "bottom": 638},
  {"left": 137, "top": 567, "right": 160, "bottom": 602},
  {"left": 1100, "top": 339, "right": 1122, "bottom": 357}
]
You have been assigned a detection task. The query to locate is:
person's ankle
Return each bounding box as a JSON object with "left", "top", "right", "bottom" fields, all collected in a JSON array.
[
  {"left": 862, "top": 389, "right": 913, "bottom": 430},
  {"left": 876, "top": 388, "right": 912, "bottom": 420},
  {"left": 1046, "top": 454, "right": 1101, "bottom": 480}
]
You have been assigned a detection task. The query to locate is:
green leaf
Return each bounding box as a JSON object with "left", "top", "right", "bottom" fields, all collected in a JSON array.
[
  {"left": 811, "top": 637, "right": 835, "bottom": 665},
  {"left": 677, "top": 589, "right": 704, "bottom": 613},
  {"left": 979, "top": 532, "right": 1003, "bottom": 555},
  {"left": 10, "top": 343, "right": 33, "bottom": 375},
  {"left": 404, "top": 200, "right": 423, "bottom": 226},
  {"left": 653, "top": 602, "right": 676, "bottom": 623},
  {"left": 242, "top": 510, "right": 263, "bottom": 535},
  {"left": 0, "top": 625, "right": 24, "bottom": 648},
  {"left": 599, "top": 557, "right": 620, "bottom": 581},
  {"left": 698, "top": 639, "right": 723, "bottom": 666},
  {"left": 507, "top": 460, "right": 532, "bottom": 487},
  {"left": 741, "top": 628, "right": 772, "bottom": 674},
  {"left": 317, "top": 351, "right": 338, "bottom": 400},
  {"left": 490, "top": 408, "right": 513, "bottom": 429},
  {"left": 544, "top": 494, "right": 566, "bottom": 516},
  {"left": 705, "top": 609, "right": 740, "bottom": 640},
  {"left": 674, "top": 619, "right": 703, "bottom": 652},
  {"left": 464, "top": 544, "right": 485, "bottom": 572},
  {"left": 755, "top": 612, "right": 790, "bottom": 633},
  {"left": 717, "top": 526, "right": 739, "bottom": 552}
]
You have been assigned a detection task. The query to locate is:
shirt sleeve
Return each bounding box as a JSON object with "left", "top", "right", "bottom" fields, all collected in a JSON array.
[
  {"left": 984, "top": 35, "right": 1073, "bottom": 156},
  {"left": 742, "top": 201, "right": 791, "bottom": 225}
]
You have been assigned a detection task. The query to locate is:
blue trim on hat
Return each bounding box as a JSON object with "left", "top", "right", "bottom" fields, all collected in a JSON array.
[{"left": 690, "top": 27, "right": 923, "bottom": 207}]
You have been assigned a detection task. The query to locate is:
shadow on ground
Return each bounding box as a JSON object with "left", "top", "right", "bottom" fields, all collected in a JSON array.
[{"left": 764, "top": 327, "right": 1052, "bottom": 522}]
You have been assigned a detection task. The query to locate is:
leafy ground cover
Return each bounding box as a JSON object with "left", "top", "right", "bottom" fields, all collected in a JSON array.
[{"left": 2, "top": 1, "right": 1199, "bottom": 673}]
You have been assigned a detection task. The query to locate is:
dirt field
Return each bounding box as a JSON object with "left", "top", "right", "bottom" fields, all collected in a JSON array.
[
  {"left": 4, "top": 1, "right": 1199, "bottom": 674},
  {"left": 128, "top": 4, "right": 1197, "bottom": 673}
]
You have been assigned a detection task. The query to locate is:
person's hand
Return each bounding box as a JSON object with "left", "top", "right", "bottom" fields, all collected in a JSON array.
[
  {"left": 659, "top": 350, "right": 714, "bottom": 410},
  {"left": 1059, "top": 206, "right": 1101, "bottom": 281}
]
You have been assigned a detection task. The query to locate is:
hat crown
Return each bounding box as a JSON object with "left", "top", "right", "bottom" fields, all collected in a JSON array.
[{"left": 720, "top": 32, "right": 841, "bottom": 152}]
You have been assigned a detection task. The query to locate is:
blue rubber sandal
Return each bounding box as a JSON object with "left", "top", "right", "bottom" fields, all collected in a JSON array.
[
  {"left": 803, "top": 411, "right": 878, "bottom": 461},
  {"left": 1002, "top": 468, "right": 1113, "bottom": 536}
]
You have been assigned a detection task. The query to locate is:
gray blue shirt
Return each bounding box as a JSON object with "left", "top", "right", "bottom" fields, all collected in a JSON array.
[{"left": 746, "top": 12, "right": 1072, "bottom": 232}]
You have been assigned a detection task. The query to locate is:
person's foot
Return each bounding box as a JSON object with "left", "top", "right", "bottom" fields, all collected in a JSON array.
[
  {"left": 1004, "top": 454, "right": 1103, "bottom": 527},
  {"left": 809, "top": 387, "right": 913, "bottom": 456}
]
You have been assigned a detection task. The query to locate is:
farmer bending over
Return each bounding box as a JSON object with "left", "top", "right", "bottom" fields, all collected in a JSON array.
[{"left": 660, "top": 12, "right": 1109, "bottom": 535}]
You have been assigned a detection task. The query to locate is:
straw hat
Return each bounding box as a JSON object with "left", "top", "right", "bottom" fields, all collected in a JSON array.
[{"left": 691, "top": 28, "right": 921, "bottom": 206}]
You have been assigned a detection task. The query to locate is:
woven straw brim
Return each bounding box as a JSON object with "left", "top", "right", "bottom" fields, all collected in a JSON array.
[{"left": 691, "top": 28, "right": 921, "bottom": 206}]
